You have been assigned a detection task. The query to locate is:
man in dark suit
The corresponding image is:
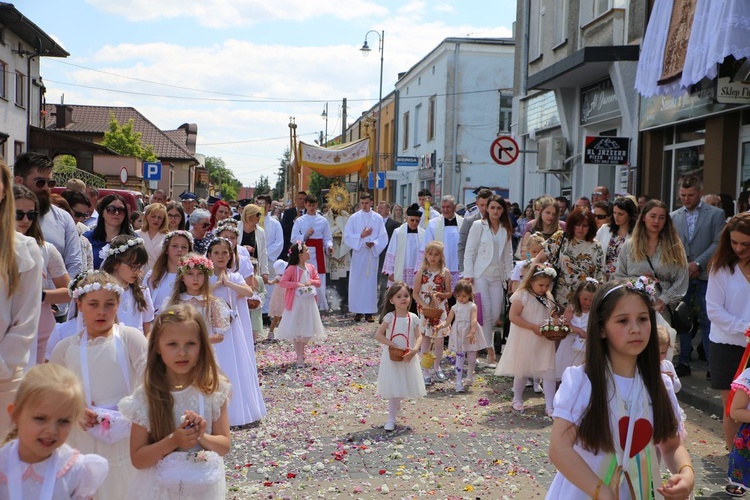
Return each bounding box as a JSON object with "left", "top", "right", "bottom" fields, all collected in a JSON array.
[
  {"left": 280, "top": 191, "right": 307, "bottom": 260},
  {"left": 670, "top": 175, "right": 725, "bottom": 378},
  {"left": 377, "top": 200, "right": 401, "bottom": 308}
]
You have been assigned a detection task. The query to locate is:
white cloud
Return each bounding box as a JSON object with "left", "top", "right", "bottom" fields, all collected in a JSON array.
[
  {"left": 434, "top": 3, "right": 455, "bottom": 13},
  {"left": 85, "top": 0, "right": 389, "bottom": 27}
]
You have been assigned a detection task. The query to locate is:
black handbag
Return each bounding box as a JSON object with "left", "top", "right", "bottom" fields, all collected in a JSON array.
[{"left": 644, "top": 256, "right": 693, "bottom": 331}]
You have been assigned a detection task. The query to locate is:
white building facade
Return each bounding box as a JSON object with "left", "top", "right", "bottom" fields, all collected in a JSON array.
[{"left": 393, "top": 38, "right": 516, "bottom": 207}]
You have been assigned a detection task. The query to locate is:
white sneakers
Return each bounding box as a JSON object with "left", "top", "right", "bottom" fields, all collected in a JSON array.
[{"left": 384, "top": 420, "right": 396, "bottom": 431}]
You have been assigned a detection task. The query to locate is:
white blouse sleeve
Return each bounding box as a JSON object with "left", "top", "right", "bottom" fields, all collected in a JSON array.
[
  {"left": 731, "top": 368, "right": 750, "bottom": 398},
  {"left": 382, "top": 312, "right": 394, "bottom": 329},
  {"left": 552, "top": 365, "right": 592, "bottom": 424},
  {"left": 118, "top": 385, "right": 150, "bottom": 430},
  {"left": 121, "top": 325, "right": 148, "bottom": 381},
  {"left": 210, "top": 378, "right": 232, "bottom": 420},
  {"left": 142, "top": 287, "right": 155, "bottom": 323},
  {"left": 71, "top": 452, "right": 109, "bottom": 500},
  {"left": 46, "top": 243, "right": 68, "bottom": 279}
]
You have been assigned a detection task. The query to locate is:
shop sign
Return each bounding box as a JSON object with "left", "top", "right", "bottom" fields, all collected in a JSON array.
[
  {"left": 639, "top": 86, "right": 737, "bottom": 129},
  {"left": 716, "top": 77, "right": 750, "bottom": 104},
  {"left": 418, "top": 167, "right": 435, "bottom": 180},
  {"left": 581, "top": 78, "right": 620, "bottom": 125},
  {"left": 584, "top": 136, "right": 630, "bottom": 165}
]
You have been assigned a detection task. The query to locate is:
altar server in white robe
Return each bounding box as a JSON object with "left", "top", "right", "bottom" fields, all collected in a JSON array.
[
  {"left": 344, "top": 193, "right": 388, "bottom": 322},
  {"left": 419, "top": 195, "right": 463, "bottom": 290},
  {"left": 291, "top": 194, "right": 334, "bottom": 311},
  {"left": 418, "top": 188, "right": 440, "bottom": 228},
  {"left": 382, "top": 203, "right": 424, "bottom": 289}
]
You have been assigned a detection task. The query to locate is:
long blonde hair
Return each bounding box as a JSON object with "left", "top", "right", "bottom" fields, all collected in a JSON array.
[
  {"left": 420, "top": 241, "right": 446, "bottom": 273},
  {"left": 630, "top": 200, "right": 688, "bottom": 267},
  {"left": 0, "top": 162, "right": 18, "bottom": 297},
  {"left": 3, "top": 364, "right": 85, "bottom": 444},
  {"left": 145, "top": 304, "right": 222, "bottom": 442}
]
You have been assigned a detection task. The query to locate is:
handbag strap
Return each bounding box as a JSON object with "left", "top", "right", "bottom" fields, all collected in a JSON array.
[
  {"left": 80, "top": 326, "right": 131, "bottom": 407},
  {"left": 389, "top": 314, "right": 410, "bottom": 349},
  {"left": 551, "top": 232, "right": 566, "bottom": 266}
]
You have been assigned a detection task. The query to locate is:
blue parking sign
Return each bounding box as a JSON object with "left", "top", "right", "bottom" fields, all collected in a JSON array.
[{"left": 143, "top": 162, "right": 162, "bottom": 181}]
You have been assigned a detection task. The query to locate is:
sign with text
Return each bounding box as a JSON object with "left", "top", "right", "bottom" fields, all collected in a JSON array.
[
  {"left": 584, "top": 136, "right": 630, "bottom": 165},
  {"left": 395, "top": 156, "right": 419, "bottom": 167},
  {"left": 580, "top": 78, "right": 620, "bottom": 125},
  {"left": 716, "top": 76, "right": 750, "bottom": 104}
]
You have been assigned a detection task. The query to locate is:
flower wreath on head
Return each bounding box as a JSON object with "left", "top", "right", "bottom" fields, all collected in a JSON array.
[
  {"left": 210, "top": 236, "right": 234, "bottom": 250},
  {"left": 288, "top": 240, "right": 304, "bottom": 257},
  {"left": 99, "top": 237, "right": 144, "bottom": 261},
  {"left": 585, "top": 277, "right": 599, "bottom": 285},
  {"left": 604, "top": 275, "right": 658, "bottom": 301},
  {"left": 68, "top": 270, "right": 125, "bottom": 299},
  {"left": 162, "top": 230, "right": 195, "bottom": 248},
  {"left": 214, "top": 222, "right": 240, "bottom": 237},
  {"left": 532, "top": 262, "right": 557, "bottom": 278},
  {"left": 177, "top": 254, "right": 214, "bottom": 275}
]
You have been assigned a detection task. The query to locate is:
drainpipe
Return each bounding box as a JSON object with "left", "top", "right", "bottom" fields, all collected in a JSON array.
[
  {"left": 451, "top": 41, "right": 460, "bottom": 202},
  {"left": 519, "top": 0, "right": 530, "bottom": 204}
]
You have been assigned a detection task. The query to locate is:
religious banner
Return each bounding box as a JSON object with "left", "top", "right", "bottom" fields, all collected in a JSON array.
[{"left": 298, "top": 137, "right": 371, "bottom": 178}]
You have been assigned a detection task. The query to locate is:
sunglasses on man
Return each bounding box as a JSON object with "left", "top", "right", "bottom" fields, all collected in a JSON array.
[
  {"left": 594, "top": 214, "right": 608, "bottom": 220},
  {"left": 32, "top": 178, "right": 56, "bottom": 189},
  {"left": 105, "top": 205, "right": 127, "bottom": 215},
  {"left": 73, "top": 210, "right": 90, "bottom": 219},
  {"left": 16, "top": 210, "right": 39, "bottom": 221}
]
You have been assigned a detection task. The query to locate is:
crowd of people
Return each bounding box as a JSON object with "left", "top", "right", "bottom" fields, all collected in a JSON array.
[{"left": 0, "top": 150, "right": 749, "bottom": 497}]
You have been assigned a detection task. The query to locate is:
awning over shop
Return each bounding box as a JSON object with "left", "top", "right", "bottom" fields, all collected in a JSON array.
[
  {"left": 298, "top": 137, "right": 371, "bottom": 178},
  {"left": 527, "top": 46, "right": 639, "bottom": 90},
  {"left": 636, "top": 0, "right": 750, "bottom": 98}
]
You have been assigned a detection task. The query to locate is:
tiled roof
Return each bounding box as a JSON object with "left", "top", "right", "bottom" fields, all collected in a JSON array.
[{"left": 43, "top": 104, "right": 195, "bottom": 161}]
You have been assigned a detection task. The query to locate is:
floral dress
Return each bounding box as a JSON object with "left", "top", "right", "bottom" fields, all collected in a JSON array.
[
  {"left": 729, "top": 368, "right": 750, "bottom": 488},
  {"left": 543, "top": 233, "right": 604, "bottom": 308},
  {"left": 416, "top": 268, "right": 448, "bottom": 337},
  {"left": 604, "top": 234, "right": 627, "bottom": 281}
]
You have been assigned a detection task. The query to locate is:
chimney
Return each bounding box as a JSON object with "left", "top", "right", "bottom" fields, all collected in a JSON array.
[
  {"left": 178, "top": 123, "right": 198, "bottom": 154},
  {"left": 55, "top": 104, "right": 73, "bottom": 129}
]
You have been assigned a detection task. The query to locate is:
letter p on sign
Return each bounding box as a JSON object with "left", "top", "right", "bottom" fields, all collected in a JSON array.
[{"left": 143, "top": 162, "right": 162, "bottom": 181}]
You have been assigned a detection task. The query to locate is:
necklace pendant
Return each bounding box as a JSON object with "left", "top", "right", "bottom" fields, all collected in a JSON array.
[{"left": 173, "top": 384, "right": 184, "bottom": 390}]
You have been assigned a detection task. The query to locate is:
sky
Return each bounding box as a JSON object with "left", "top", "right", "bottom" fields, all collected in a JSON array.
[{"left": 21, "top": 0, "right": 517, "bottom": 188}]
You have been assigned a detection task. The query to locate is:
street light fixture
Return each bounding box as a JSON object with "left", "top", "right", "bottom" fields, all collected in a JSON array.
[
  {"left": 359, "top": 30, "right": 384, "bottom": 200},
  {"left": 321, "top": 103, "right": 328, "bottom": 146}
]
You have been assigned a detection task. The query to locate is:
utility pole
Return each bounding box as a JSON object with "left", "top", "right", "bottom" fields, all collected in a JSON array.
[{"left": 341, "top": 98, "right": 347, "bottom": 140}]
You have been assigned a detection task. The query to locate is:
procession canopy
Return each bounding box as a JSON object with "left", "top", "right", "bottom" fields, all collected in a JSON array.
[{"left": 298, "top": 137, "right": 371, "bottom": 178}]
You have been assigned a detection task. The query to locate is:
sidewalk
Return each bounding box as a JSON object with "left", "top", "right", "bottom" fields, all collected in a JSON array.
[{"left": 675, "top": 358, "right": 725, "bottom": 417}]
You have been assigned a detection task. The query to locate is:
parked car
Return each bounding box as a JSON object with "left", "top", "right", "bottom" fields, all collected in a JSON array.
[{"left": 52, "top": 187, "right": 145, "bottom": 213}]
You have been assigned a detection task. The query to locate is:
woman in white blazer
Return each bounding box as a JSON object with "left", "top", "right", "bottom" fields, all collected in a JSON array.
[
  {"left": 463, "top": 195, "right": 514, "bottom": 366},
  {"left": 238, "top": 204, "right": 270, "bottom": 280}
]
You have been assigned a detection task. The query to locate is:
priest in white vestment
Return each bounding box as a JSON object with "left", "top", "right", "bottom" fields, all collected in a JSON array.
[
  {"left": 291, "top": 194, "right": 334, "bottom": 311},
  {"left": 419, "top": 195, "right": 463, "bottom": 290},
  {"left": 382, "top": 204, "right": 424, "bottom": 289},
  {"left": 343, "top": 194, "right": 388, "bottom": 322}
]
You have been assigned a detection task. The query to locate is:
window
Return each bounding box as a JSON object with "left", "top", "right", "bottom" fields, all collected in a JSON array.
[
  {"left": 14, "top": 141, "right": 23, "bottom": 159},
  {"left": 428, "top": 95, "right": 436, "bottom": 141},
  {"left": 384, "top": 122, "right": 391, "bottom": 154},
  {"left": 553, "top": 0, "right": 568, "bottom": 45},
  {"left": 498, "top": 93, "right": 513, "bottom": 133},
  {"left": 580, "top": 0, "right": 614, "bottom": 25},
  {"left": 0, "top": 139, "right": 6, "bottom": 161},
  {"left": 402, "top": 112, "right": 410, "bottom": 150},
  {"left": 14, "top": 72, "right": 24, "bottom": 107},
  {"left": 414, "top": 104, "right": 421, "bottom": 147},
  {"left": 0, "top": 60, "right": 5, "bottom": 99},
  {"left": 529, "top": 0, "right": 543, "bottom": 59}
]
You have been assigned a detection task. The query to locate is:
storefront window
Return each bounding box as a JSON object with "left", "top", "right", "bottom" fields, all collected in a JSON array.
[{"left": 663, "top": 123, "right": 705, "bottom": 210}]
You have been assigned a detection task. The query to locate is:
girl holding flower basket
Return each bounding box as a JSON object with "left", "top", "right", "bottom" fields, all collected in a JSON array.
[
  {"left": 275, "top": 242, "right": 326, "bottom": 367},
  {"left": 495, "top": 263, "right": 559, "bottom": 416}
]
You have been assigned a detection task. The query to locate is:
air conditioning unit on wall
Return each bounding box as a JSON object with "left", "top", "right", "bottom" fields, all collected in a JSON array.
[{"left": 536, "top": 137, "right": 568, "bottom": 172}]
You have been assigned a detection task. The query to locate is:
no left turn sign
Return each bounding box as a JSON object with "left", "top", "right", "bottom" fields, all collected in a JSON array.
[{"left": 490, "top": 135, "right": 519, "bottom": 165}]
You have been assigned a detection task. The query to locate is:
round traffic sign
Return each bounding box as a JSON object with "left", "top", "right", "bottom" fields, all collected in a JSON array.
[
  {"left": 490, "top": 136, "right": 519, "bottom": 165},
  {"left": 120, "top": 166, "right": 128, "bottom": 184}
]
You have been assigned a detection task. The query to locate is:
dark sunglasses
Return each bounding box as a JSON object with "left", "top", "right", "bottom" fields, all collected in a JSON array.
[
  {"left": 200, "top": 222, "right": 211, "bottom": 229},
  {"left": 594, "top": 214, "right": 608, "bottom": 220},
  {"left": 15, "top": 210, "right": 39, "bottom": 221},
  {"left": 105, "top": 205, "right": 127, "bottom": 215},
  {"left": 73, "top": 210, "right": 90, "bottom": 219},
  {"left": 33, "top": 178, "right": 56, "bottom": 189}
]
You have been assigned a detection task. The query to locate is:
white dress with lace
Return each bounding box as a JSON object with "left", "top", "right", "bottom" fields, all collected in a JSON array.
[
  {"left": 118, "top": 381, "right": 231, "bottom": 500},
  {"left": 173, "top": 293, "right": 231, "bottom": 340},
  {"left": 116, "top": 287, "right": 155, "bottom": 333},
  {"left": 0, "top": 442, "right": 108, "bottom": 500},
  {"left": 48, "top": 325, "right": 147, "bottom": 500},
  {"left": 210, "top": 273, "right": 266, "bottom": 426},
  {"left": 144, "top": 271, "right": 176, "bottom": 315}
]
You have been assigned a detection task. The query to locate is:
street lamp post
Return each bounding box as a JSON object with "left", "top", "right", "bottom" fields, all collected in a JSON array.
[
  {"left": 321, "top": 103, "right": 329, "bottom": 146},
  {"left": 360, "top": 30, "right": 384, "bottom": 201}
]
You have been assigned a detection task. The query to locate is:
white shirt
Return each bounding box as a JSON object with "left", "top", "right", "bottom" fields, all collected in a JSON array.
[
  {"left": 707, "top": 264, "right": 750, "bottom": 347},
  {"left": 40, "top": 205, "right": 83, "bottom": 278},
  {"left": 262, "top": 215, "right": 284, "bottom": 262}
]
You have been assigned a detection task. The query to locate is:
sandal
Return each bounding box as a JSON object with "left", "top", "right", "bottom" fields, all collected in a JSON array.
[
  {"left": 512, "top": 401, "right": 524, "bottom": 412},
  {"left": 727, "top": 484, "right": 747, "bottom": 497}
]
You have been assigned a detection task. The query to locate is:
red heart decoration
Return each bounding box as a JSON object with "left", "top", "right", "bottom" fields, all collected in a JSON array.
[{"left": 618, "top": 417, "right": 653, "bottom": 458}]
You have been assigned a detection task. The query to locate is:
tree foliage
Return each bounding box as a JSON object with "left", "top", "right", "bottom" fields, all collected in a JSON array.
[
  {"left": 205, "top": 156, "right": 242, "bottom": 202},
  {"left": 101, "top": 113, "right": 158, "bottom": 162},
  {"left": 254, "top": 175, "right": 271, "bottom": 197},
  {"left": 308, "top": 171, "right": 333, "bottom": 203},
  {"left": 273, "top": 148, "right": 290, "bottom": 200}
]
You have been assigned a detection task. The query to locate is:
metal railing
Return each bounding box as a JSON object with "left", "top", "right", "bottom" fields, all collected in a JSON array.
[{"left": 53, "top": 166, "right": 106, "bottom": 188}]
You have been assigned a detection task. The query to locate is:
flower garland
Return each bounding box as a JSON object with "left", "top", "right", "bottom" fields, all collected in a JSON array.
[
  {"left": 531, "top": 262, "right": 557, "bottom": 278},
  {"left": 178, "top": 254, "right": 214, "bottom": 275},
  {"left": 99, "top": 237, "right": 144, "bottom": 261},
  {"left": 603, "top": 276, "right": 658, "bottom": 300},
  {"left": 211, "top": 236, "right": 234, "bottom": 249},
  {"left": 287, "top": 240, "right": 304, "bottom": 257},
  {"left": 70, "top": 280, "right": 125, "bottom": 299},
  {"left": 67, "top": 270, "right": 95, "bottom": 296},
  {"left": 215, "top": 222, "right": 240, "bottom": 237},
  {"left": 162, "top": 230, "right": 194, "bottom": 248}
]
